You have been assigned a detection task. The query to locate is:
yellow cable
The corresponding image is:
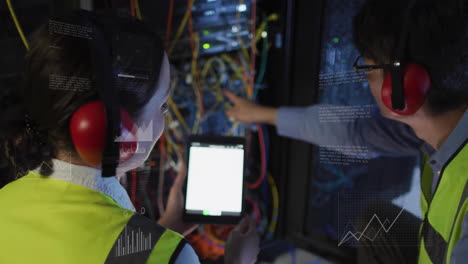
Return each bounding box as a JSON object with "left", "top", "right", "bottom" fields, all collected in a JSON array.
[
  {"left": 135, "top": 0, "right": 142, "bottom": 20},
  {"left": 167, "top": 97, "right": 190, "bottom": 132},
  {"left": 201, "top": 57, "right": 226, "bottom": 102},
  {"left": 202, "top": 57, "right": 226, "bottom": 78},
  {"left": 6, "top": 0, "right": 30, "bottom": 51},
  {"left": 254, "top": 14, "right": 279, "bottom": 44},
  {"left": 227, "top": 122, "right": 239, "bottom": 136},
  {"left": 167, "top": 0, "right": 194, "bottom": 56},
  {"left": 166, "top": 129, "right": 182, "bottom": 162},
  {"left": 268, "top": 13, "right": 279, "bottom": 21},
  {"left": 254, "top": 20, "right": 267, "bottom": 44},
  {"left": 235, "top": 0, "right": 250, "bottom": 61},
  {"left": 164, "top": 113, "right": 184, "bottom": 161},
  {"left": 167, "top": 75, "right": 190, "bottom": 133},
  {"left": 201, "top": 57, "right": 216, "bottom": 78},
  {"left": 191, "top": 33, "right": 203, "bottom": 134},
  {"left": 190, "top": 33, "right": 200, "bottom": 79},
  {"left": 221, "top": 54, "right": 247, "bottom": 85},
  {"left": 238, "top": 41, "right": 250, "bottom": 63},
  {"left": 237, "top": 52, "right": 252, "bottom": 97},
  {"left": 165, "top": 129, "right": 173, "bottom": 155}
]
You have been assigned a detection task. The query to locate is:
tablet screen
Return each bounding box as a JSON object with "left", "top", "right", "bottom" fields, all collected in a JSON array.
[{"left": 185, "top": 141, "right": 244, "bottom": 217}]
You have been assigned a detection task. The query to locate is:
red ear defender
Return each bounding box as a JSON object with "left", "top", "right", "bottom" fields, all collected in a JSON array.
[
  {"left": 381, "top": 63, "right": 431, "bottom": 115},
  {"left": 69, "top": 101, "right": 138, "bottom": 168}
]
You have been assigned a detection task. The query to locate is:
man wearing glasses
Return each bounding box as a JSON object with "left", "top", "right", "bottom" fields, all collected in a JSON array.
[{"left": 225, "top": 0, "right": 467, "bottom": 263}]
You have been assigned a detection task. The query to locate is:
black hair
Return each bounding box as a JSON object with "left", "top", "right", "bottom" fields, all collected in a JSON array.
[
  {"left": 353, "top": 0, "right": 468, "bottom": 115},
  {"left": 0, "top": 11, "right": 164, "bottom": 186}
]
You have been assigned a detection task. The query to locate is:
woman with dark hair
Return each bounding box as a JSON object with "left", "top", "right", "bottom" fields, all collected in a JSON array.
[{"left": 0, "top": 10, "right": 259, "bottom": 264}]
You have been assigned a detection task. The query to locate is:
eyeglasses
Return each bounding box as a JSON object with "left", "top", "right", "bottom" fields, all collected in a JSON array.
[
  {"left": 352, "top": 55, "right": 398, "bottom": 80},
  {"left": 162, "top": 102, "right": 169, "bottom": 114}
]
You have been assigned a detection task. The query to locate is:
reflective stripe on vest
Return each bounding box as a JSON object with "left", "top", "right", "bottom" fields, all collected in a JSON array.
[
  {"left": 419, "top": 142, "right": 468, "bottom": 264},
  {"left": 105, "top": 213, "right": 186, "bottom": 264},
  {"left": 421, "top": 217, "right": 447, "bottom": 263}
]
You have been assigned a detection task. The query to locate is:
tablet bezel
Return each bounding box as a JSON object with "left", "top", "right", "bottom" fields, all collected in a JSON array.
[{"left": 183, "top": 135, "right": 246, "bottom": 225}]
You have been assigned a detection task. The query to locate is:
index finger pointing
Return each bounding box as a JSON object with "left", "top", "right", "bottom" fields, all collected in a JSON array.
[{"left": 223, "top": 90, "right": 241, "bottom": 104}]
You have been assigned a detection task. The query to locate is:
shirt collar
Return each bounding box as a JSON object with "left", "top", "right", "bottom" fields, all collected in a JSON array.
[
  {"left": 33, "top": 159, "right": 136, "bottom": 212},
  {"left": 428, "top": 110, "right": 468, "bottom": 172}
]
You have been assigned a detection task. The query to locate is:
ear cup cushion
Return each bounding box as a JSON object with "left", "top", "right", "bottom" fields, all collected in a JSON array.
[
  {"left": 382, "top": 63, "right": 431, "bottom": 115},
  {"left": 69, "top": 101, "right": 138, "bottom": 167}
]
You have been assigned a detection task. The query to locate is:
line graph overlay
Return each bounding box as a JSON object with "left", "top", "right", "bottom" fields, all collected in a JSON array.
[
  {"left": 338, "top": 207, "right": 405, "bottom": 246},
  {"left": 336, "top": 188, "right": 420, "bottom": 248}
]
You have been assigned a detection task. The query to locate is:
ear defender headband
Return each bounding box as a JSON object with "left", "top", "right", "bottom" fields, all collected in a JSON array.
[
  {"left": 381, "top": 0, "right": 431, "bottom": 115},
  {"left": 52, "top": 10, "right": 164, "bottom": 177}
]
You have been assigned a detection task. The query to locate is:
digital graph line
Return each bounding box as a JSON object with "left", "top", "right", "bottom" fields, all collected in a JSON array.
[
  {"left": 338, "top": 207, "right": 405, "bottom": 246},
  {"left": 115, "top": 120, "right": 153, "bottom": 142},
  {"left": 115, "top": 226, "right": 153, "bottom": 257}
]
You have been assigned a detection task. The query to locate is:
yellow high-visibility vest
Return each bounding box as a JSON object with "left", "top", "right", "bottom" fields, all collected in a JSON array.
[
  {"left": 418, "top": 142, "right": 468, "bottom": 263},
  {"left": 0, "top": 171, "right": 185, "bottom": 264}
]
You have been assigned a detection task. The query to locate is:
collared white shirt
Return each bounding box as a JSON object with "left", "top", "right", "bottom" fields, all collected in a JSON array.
[{"left": 33, "top": 158, "right": 136, "bottom": 212}]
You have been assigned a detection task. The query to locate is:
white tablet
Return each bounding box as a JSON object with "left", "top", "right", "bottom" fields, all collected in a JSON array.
[{"left": 183, "top": 136, "right": 245, "bottom": 224}]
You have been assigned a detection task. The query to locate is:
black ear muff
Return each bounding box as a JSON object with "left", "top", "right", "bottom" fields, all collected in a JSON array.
[
  {"left": 381, "top": 63, "right": 431, "bottom": 115},
  {"left": 380, "top": 0, "right": 432, "bottom": 115},
  {"left": 54, "top": 10, "right": 163, "bottom": 176}
]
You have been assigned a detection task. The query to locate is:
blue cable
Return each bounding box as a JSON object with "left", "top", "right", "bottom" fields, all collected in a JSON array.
[{"left": 288, "top": 245, "right": 296, "bottom": 264}]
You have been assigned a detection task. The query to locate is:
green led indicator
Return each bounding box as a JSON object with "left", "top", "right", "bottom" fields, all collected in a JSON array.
[
  {"left": 203, "top": 43, "right": 211, "bottom": 49},
  {"left": 332, "top": 37, "right": 340, "bottom": 44},
  {"left": 203, "top": 30, "right": 210, "bottom": 35},
  {"left": 203, "top": 210, "right": 210, "bottom": 216}
]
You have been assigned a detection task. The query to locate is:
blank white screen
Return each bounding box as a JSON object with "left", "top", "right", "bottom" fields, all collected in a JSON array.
[{"left": 185, "top": 145, "right": 244, "bottom": 215}]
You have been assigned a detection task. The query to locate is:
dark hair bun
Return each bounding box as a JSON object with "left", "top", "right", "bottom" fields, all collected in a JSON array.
[{"left": 0, "top": 76, "right": 55, "bottom": 184}]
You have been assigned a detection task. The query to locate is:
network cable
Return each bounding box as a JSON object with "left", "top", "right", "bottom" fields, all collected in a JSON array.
[{"left": 6, "top": 0, "right": 30, "bottom": 51}]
